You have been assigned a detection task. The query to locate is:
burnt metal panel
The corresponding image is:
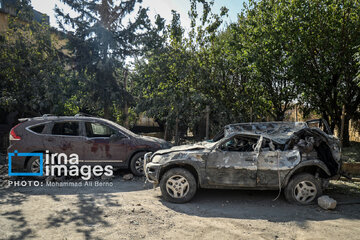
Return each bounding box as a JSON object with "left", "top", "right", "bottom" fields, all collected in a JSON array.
[
  {"left": 204, "top": 151, "right": 257, "bottom": 187},
  {"left": 257, "top": 150, "right": 300, "bottom": 187}
]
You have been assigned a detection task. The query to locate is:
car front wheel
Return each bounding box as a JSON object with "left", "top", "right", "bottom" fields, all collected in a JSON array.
[
  {"left": 284, "top": 173, "right": 322, "bottom": 204},
  {"left": 130, "top": 152, "right": 146, "bottom": 176},
  {"left": 160, "top": 168, "right": 197, "bottom": 203}
]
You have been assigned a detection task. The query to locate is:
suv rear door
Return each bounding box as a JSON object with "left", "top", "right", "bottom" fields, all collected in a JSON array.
[{"left": 44, "top": 121, "right": 84, "bottom": 161}]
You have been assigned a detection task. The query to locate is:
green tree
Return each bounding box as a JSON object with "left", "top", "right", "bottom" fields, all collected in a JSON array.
[
  {"left": 55, "top": 0, "right": 150, "bottom": 119},
  {"left": 132, "top": 11, "right": 202, "bottom": 142},
  {"left": 233, "top": 1, "right": 299, "bottom": 120},
  {"left": 233, "top": 0, "right": 360, "bottom": 145},
  {"left": 0, "top": 1, "right": 70, "bottom": 117},
  {"left": 287, "top": 0, "right": 360, "bottom": 145}
]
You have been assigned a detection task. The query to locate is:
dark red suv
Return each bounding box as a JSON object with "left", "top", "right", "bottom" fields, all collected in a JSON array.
[{"left": 7, "top": 114, "right": 171, "bottom": 176}]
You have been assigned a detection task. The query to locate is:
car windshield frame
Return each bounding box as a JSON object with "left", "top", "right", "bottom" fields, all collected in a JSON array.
[{"left": 100, "top": 118, "right": 138, "bottom": 138}]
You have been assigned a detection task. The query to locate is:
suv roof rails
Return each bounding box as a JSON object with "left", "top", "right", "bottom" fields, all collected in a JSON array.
[
  {"left": 42, "top": 114, "right": 56, "bottom": 117},
  {"left": 18, "top": 118, "right": 30, "bottom": 122},
  {"left": 74, "top": 112, "right": 96, "bottom": 117}
]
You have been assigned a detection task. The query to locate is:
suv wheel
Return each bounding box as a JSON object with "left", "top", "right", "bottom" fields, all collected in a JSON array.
[
  {"left": 284, "top": 173, "right": 322, "bottom": 204},
  {"left": 130, "top": 152, "right": 146, "bottom": 176},
  {"left": 26, "top": 156, "right": 44, "bottom": 174},
  {"left": 160, "top": 168, "right": 197, "bottom": 203}
]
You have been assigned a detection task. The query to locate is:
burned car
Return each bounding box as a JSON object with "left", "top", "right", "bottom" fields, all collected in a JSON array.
[
  {"left": 144, "top": 120, "right": 341, "bottom": 204},
  {"left": 8, "top": 114, "right": 171, "bottom": 176}
]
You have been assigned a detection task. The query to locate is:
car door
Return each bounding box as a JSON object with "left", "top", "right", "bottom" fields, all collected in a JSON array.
[
  {"left": 44, "top": 121, "right": 84, "bottom": 162},
  {"left": 204, "top": 134, "right": 260, "bottom": 187},
  {"left": 256, "top": 138, "right": 301, "bottom": 187},
  {"left": 81, "top": 121, "right": 130, "bottom": 166}
]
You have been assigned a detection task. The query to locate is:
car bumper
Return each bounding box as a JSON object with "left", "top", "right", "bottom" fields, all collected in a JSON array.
[
  {"left": 7, "top": 146, "right": 26, "bottom": 172},
  {"left": 144, "top": 153, "right": 161, "bottom": 184}
]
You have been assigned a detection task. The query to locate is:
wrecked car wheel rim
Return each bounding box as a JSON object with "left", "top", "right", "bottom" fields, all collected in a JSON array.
[
  {"left": 166, "top": 175, "right": 190, "bottom": 198},
  {"left": 294, "top": 181, "right": 317, "bottom": 203},
  {"left": 135, "top": 156, "right": 144, "bottom": 174}
]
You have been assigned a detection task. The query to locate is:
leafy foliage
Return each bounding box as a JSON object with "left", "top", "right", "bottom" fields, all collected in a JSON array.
[
  {"left": 55, "top": 0, "right": 151, "bottom": 119},
  {"left": 0, "top": 5, "right": 70, "bottom": 117}
]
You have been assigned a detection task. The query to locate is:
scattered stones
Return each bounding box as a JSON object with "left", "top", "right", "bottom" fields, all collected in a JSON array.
[
  {"left": 55, "top": 176, "right": 66, "bottom": 182},
  {"left": 1, "top": 175, "right": 11, "bottom": 180},
  {"left": 123, "top": 173, "right": 134, "bottom": 180},
  {"left": 318, "top": 195, "right": 337, "bottom": 210},
  {"left": 45, "top": 176, "right": 56, "bottom": 182},
  {"left": 1, "top": 179, "right": 9, "bottom": 188},
  {"left": 130, "top": 220, "right": 139, "bottom": 225},
  {"left": 101, "top": 174, "right": 114, "bottom": 180}
]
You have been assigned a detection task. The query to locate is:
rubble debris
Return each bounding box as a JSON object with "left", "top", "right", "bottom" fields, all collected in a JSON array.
[
  {"left": 123, "top": 173, "right": 134, "bottom": 180},
  {"left": 101, "top": 174, "right": 114, "bottom": 180},
  {"left": 130, "top": 220, "right": 139, "bottom": 225},
  {"left": 318, "top": 195, "right": 337, "bottom": 210},
  {"left": 45, "top": 176, "right": 56, "bottom": 182},
  {"left": 1, "top": 179, "right": 10, "bottom": 188}
]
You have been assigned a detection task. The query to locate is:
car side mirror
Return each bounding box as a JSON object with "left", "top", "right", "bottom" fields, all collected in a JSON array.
[{"left": 110, "top": 133, "right": 125, "bottom": 141}]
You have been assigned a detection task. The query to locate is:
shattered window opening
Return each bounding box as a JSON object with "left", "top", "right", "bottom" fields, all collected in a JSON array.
[{"left": 220, "top": 136, "right": 259, "bottom": 152}]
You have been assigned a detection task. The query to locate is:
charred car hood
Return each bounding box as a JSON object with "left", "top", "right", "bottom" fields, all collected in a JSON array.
[{"left": 153, "top": 141, "right": 216, "bottom": 156}]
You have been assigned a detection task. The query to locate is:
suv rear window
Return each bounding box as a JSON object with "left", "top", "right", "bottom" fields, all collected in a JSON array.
[
  {"left": 29, "top": 124, "right": 45, "bottom": 134},
  {"left": 52, "top": 122, "right": 79, "bottom": 136}
]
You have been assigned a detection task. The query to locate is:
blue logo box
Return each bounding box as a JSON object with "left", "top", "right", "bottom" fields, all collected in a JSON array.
[{"left": 8, "top": 150, "right": 43, "bottom": 176}]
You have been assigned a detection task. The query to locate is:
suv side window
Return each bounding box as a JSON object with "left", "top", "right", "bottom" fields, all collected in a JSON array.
[
  {"left": 85, "top": 122, "right": 118, "bottom": 138},
  {"left": 29, "top": 124, "right": 45, "bottom": 134},
  {"left": 221, "top": 136, "right": 259, "bottom": 152},
  {"left": 52, "top": 122, "right": 79, "bottom": 136}
]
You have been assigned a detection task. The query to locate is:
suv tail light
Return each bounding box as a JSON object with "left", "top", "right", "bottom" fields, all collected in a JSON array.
[{"left": 10, "top": 123, "right": 22, "bottom": 140}]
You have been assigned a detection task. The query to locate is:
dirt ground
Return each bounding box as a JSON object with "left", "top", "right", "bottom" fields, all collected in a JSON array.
[{"left": 1, "top": 172, "right": 360, "bottom": 240}]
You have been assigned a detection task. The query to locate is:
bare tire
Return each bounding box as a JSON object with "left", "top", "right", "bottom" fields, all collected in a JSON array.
[
  {"left": 284, "top": 173, "right": 322, "bottom": 204},
  {"left": 130, "top": 152, "right": 146, "bottom": 176},
  {"left": 160, "top": 168, "right": 197, "bottom": 203},
  {"left": 26, "top": 156, "right": 44, "bottom": 175}
]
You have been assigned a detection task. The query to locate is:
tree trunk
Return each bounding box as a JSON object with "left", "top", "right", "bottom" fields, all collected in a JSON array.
[
  {"left": 342, "top": 116, "right": 350, "bottom": 147},
  {"left": 175, "top": 115, "right": 179, "bottom": 146},
  {"left": 123, "top": 69, "right": 129, "bottom": 128},
  {"left": 164, "top": 121, "right": 169, "bottom": 141},
  {"left": 103, "top": 102, "right": 111, "bottom": 119}
]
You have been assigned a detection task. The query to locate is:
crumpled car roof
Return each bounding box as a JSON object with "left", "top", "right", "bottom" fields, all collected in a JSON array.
[{"left": 224, "top": 122, "right": 308, "bottom": 144}]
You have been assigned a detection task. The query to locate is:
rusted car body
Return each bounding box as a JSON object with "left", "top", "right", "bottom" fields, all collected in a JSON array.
[
  {"left": 144, "top": 120, "right": 341, "bottom": 204},
  {"left": 8, "top": 115, "right": 171, "bottom": 176}
]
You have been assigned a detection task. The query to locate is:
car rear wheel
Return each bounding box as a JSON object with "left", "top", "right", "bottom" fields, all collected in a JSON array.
[
  {"left": 26, "top": 156, "right": 44, "bottom": 174},
  {"left": 130, "top": 152, "right": 146, "bottom": 176},
  {"left": 284, "top": 173, "right": 322, "bottom": 204},
  {"left": 160, "top": 168, "right": 197, "bottom": 203}
]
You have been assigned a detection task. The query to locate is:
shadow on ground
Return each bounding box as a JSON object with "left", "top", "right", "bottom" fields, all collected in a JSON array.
[
  {"left": 159, "top": 187, "right": 360, "bottom": 226},
  {"left": 0, "top": 171, "right": 149, "bottom": 240}
]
